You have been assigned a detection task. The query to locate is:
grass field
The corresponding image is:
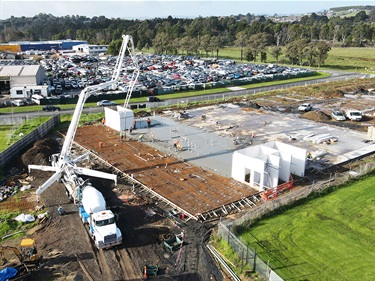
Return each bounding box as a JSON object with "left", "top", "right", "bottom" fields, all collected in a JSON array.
[
  {"left": 0, "top": 125, "right": 12, "bottom": 151},
  {"left": 218, "top": 47, "right": 375, "bottom": 74},
  {"left": 237, "top": 174, "right": 375, "bottom": 281}
]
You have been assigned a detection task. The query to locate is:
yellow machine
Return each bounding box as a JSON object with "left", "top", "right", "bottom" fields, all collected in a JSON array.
[{"left": 1, "top": 238, "right": 42, "bottom": 266}]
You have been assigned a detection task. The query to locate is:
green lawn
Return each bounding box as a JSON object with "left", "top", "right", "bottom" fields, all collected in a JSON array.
[
  {"left": 237, "top": 174, "right": 375, "bottom": 281},
  {"left": 0, "top": 125, "right": 12, "bottom": 151},
  {"left": 217, "top": 47, "right": 375, "bottom": 74}
]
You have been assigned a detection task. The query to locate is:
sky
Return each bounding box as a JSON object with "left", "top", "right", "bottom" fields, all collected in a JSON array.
[{"left": 0, "top": 0, "right": 374, "bottom": 20}]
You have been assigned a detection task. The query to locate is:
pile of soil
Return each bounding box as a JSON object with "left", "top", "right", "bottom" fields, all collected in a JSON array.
[
  {"left": 302, "top": 110, "right": 331, "bottom": 122},
  {"left": 20, "top": 137, "right": 60, "bottom": 167}
]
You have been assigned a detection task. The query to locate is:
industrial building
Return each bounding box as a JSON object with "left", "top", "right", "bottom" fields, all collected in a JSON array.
[
  {"left": 5, "top": 39, "right": 88, "bottom": 52},
  {"left": 72, "top": 44, "right": 108, "bottom": 55},
  {"left": 0, "top": 65, "right": 47, "bottom": 95}
]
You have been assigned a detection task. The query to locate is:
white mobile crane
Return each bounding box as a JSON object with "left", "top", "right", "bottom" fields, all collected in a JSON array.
[{"left": 28, "top": 35, "right": 140, "bottom": 249}]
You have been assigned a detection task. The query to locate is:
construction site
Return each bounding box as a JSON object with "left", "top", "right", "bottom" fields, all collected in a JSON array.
[
  {"left": 1, "top": 87, "right": 375, "bottom": 280},
  {"left": 1, "top": 35, "right": 375, "bottom": 280}
]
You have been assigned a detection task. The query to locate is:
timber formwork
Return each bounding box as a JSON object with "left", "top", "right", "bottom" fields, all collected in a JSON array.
[{"left": 73, "top": 125, "right": 261, "bottom": 221}]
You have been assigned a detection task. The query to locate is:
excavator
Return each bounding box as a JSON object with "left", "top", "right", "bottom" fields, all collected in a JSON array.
[
  {"left": 0, "top": 238, "right": 42, "bottom": 280},
  {"left": 1, "top": 238, "right": 42, "bottom": 266}
]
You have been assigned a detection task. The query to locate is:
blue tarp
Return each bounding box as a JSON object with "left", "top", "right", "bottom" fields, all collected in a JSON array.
[{"left": 0, "top": 267, "right": 18, "bottom": 281}]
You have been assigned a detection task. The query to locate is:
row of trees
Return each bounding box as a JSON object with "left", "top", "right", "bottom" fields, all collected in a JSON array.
[{"left": 1, "top": 8, "right": 374, "bottom": 66}]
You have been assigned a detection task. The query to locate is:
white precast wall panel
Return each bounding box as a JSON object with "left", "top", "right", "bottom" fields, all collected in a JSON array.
[
  {"left": 275, "top": 142, "right": 306, "bottom": 177},
  {"left": 231, "top": 152, "right": 249, "bottom": 182},
  {"left": 266, "top": 154, "right": 280, "bottom": 188},
  {"left": 104, "top": 107, "right": 120, "bottom": 131},
  {"left": 117, "top": 106, "right": 134, "bottom": 131},
  {"left": 279, "top": 151, "right": 292, "bottom": 182}
]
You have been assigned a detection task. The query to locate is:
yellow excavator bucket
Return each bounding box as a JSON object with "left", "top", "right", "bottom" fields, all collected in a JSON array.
[{"left": 20, "top": 238, "right": 35, "bottom": 248}]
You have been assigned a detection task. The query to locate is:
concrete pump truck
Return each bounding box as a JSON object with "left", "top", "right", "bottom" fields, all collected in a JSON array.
[{"left": 29, "top": 35, "right": 140, "bottom": 249}]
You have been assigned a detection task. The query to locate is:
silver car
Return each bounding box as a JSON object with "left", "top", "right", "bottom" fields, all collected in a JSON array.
[{"left": 331, "top": 109, "right": 346, "bottom": 121}]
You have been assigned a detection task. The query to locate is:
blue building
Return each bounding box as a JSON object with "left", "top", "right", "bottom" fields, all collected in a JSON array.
[{"left": 9, "top": 39, "right": 88, "bottom": 51}]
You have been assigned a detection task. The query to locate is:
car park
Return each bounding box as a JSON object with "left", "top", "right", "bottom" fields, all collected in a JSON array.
[
  {"left": 331, "top": 109, "right": 346, "bottom": 121},
  {"left": 42, "top": 105, "right": 61, "bottom": 111},
  {"left": 97, "top": 100, "right": 115, "bottom": 106},
  {"left": 298, "top": 103, "right": 312, "bottom": 112}
]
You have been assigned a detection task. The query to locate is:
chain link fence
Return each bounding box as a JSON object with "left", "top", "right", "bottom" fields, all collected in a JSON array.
[{"left": 217, "top": 160, "right": 375, "bottom": 280}]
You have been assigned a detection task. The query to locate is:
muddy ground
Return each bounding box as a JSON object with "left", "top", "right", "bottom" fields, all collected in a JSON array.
[
  {"left": 1, "top": 137, "right": 223, "bottom": 281},
  {"left": 2, "top": 82, "right": 375, "bottom": 281}
]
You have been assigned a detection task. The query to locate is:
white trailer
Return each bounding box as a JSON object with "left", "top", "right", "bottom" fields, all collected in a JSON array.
[{"left": 10, "top": 85, "right": 50, "bottom": 99}]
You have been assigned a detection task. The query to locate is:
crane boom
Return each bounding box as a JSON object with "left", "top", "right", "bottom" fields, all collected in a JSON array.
[{"left": 29, "top": 34, "right": 139, "bottom": 201}]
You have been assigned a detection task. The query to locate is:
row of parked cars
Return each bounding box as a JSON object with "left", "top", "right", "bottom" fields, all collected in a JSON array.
[{"left": 298, "top": 103, "right": 362, "bottom": 121}]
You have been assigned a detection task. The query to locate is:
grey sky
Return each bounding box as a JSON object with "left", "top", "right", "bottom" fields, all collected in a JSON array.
[{"left": 0, "top": 0, "right": 373, "bottom": 20}]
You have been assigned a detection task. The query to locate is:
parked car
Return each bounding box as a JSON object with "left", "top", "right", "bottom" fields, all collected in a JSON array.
[
  {"left": 331, "top": 109, "right": 346, "bottom": 121},
  {"left": 345, "top": 109, "right": 362, "bottom": 121},
  {"left": 298, "top": 103, "right": 312, "bottom": 112},
  {"left": 11, "top": 99, "right": 25, "bottom": 106},
  {"left": 97, "top": 100, "right": 115, "bottom": 106},
  {"left": 42, "top": 105, "right": 61, "bottom": 111},
  {"left": 147, "top": 96, "right": 161, "bottom": 102}
]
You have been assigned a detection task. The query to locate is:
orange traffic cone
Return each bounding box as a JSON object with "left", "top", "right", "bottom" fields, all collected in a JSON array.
[{"left": 143, "top": 266, "right": 147, "bottom": 279}]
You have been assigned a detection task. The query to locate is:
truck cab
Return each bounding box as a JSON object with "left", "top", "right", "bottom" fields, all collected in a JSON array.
[
  {"left": 346, "top": 110, "right": 362, "bottom": 121},
  {"left": 91, "top": 211, "right": 122, "bottom": 249}
]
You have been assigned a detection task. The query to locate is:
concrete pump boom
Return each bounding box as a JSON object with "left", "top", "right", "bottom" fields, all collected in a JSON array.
[{"left": 28, "top": 34, "right": 139, "bottom": 201}]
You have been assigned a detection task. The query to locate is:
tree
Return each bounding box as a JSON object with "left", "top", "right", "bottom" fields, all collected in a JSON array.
[
  {"left": 315, "top": 41, "right": 331, "bottom": 67},
  {"left": 152, "top": 32, "right": 169, "bottom": 54},
  {"left": 210, "top": 36, "right": 223, "bottom": 58},
  {"left": 268, "top": 46, "right": 282, "bottom": 63},
  {"left": 107, "top": 39, "right": 122, "bottom": 55},
  {"left": 260, "top": 51, "right": 267, "bottom": 63},
  {"left": 234, "top": 31, "right": 247, "bottom": 61},
  {"left": 285, "top": 39, "right": 309, "bottom": 65},
  {"left": 304, "top": 43, "right": 316, "bottom": 66},
  {"left": 199, "top": 34, "right": 212, "bottom": 57},
  {"left": 246, "top": 32, "right": 272, "bottom": 62}
]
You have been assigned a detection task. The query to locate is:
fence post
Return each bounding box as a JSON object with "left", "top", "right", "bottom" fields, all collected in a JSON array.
[
  {"left": 253, "top": 249, "right": 257, "bottom": 273},
  {"left": 227, "top": 225, "right": 231, "bottom": 243},
  {"left": 241, "top": 247, "right": 244, "bottom": 268}
]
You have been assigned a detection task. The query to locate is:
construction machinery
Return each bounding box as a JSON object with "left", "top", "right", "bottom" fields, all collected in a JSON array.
[
  {"left": 28, "top": 35, "right": 139, "bottom": 249},
  {"left": 0, "top": 238, "right": 42, "bottom": 280},
  {"left": 1, "top": 238, "right": 42, "bottom": 266}
]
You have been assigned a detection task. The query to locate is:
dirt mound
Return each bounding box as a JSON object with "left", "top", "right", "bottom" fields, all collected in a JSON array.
[
  {"left": 302, "top": 110, "right": 331, "bottom": 122},
  {"left": 21, "top": 137, "right": 60, "bottom": 167}
]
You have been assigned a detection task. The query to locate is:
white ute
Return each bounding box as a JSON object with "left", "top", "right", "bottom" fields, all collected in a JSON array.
[{"left": 345, "top": 109, "right": 362, "bottom": 121}]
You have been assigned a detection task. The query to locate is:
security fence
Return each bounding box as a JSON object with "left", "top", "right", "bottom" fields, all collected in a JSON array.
[
  {"left": 218, "top": 222, "right": 283, "bottom": 281},
  {"left": 0, "top": 115, "right": 60, "bottom": 168},
  {"left": 217, "top": 160, "right": 375, "bottom": 281}
]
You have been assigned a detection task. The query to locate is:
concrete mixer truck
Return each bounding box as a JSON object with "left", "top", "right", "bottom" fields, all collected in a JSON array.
[{"left": 78, "top": 184, "right": 122, "bottom": 249}]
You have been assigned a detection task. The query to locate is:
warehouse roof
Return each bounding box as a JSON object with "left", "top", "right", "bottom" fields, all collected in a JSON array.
[{"left": 0, "top": 65, "right": 41, "bottom": 77}]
